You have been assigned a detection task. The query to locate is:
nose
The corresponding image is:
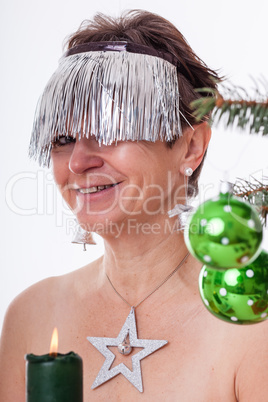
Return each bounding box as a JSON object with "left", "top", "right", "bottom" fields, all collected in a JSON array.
[{"left": 68, "top": 136, "right": 104, "bottom": 174}]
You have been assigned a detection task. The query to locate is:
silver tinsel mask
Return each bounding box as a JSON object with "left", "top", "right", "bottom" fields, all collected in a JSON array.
[{"left": 29, "top": 42, "right": 183, "bottom": 166}]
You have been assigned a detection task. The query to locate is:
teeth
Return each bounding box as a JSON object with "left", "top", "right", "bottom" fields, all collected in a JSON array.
[
  {"left": 78, "top": 184, "right": 115, "bottom": 194},
  {"left": 79, "top": 187, "right": 98, "bottom": 194}
]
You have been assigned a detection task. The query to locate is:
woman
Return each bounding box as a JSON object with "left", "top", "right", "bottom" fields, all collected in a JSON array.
[{"left": 1, "top": 10, "right": 268, "bottom": 401}]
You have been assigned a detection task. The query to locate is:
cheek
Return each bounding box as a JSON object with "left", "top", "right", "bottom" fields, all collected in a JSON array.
[
  {"left": 51, "top": 153, "right": 69, "bottom": 185},
  {"left": 51, "top": 155, "right": 74, "bottom": 205},
  {"left": 114, "top": 142, "right": 149, "bottom": 168}
]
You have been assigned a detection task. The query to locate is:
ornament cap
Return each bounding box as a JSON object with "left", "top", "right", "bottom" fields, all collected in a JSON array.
[{"left": 219, "top": 181, "right": 233, "bottom": 195}]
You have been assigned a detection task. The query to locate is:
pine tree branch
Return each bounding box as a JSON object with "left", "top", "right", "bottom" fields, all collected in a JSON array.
[
  {"left": 190, "top": 84, "right": 268, "bottom": 135},
  {"left": 233, "top": 178, "right": 268, "bottom": 226},
  {"left": 191, "top": 81, "right": 268, "bottom": 226}
]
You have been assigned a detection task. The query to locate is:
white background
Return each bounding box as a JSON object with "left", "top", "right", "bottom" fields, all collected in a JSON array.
[{"left": 1, "top": 0, "right": 267, "bottom": 332}]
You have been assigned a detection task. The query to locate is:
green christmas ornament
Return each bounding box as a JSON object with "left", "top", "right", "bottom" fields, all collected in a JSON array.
[
  {"left": 199, "top": 250, "right": 268, "bottom": 324},
  {"left": 184, "top": 190, "right": 263, "bottom": 269}
]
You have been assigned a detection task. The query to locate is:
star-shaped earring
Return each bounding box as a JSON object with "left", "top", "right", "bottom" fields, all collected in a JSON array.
[{"left": 87, "top": 307, "right": 168, "bottom": 392}]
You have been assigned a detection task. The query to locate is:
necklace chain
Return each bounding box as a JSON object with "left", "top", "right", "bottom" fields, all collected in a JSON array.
[{"left": 105, "top": 252, "right": 190, "bottom": 309}]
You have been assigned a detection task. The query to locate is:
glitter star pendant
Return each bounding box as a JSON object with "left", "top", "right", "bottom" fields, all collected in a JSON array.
[{"left": 87, "top": 307, "right": 168, "bottom": 392}]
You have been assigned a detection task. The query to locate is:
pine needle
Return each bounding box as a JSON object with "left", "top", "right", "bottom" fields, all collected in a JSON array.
[
  {"left": 233, "top": 178, "right": 268, "bottom": 226},
  {"left": 190, "top": 82, "right": 268, "bottom": 135}
]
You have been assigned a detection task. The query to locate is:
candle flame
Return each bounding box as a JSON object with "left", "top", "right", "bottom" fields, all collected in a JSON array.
[{"left": 49, "top": 327, "right": 58, "bottom": 356}]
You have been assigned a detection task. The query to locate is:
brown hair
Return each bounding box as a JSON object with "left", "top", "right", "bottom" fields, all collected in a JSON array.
[{"left": 66, "top": 10, "right": 219, "bottom": 196}]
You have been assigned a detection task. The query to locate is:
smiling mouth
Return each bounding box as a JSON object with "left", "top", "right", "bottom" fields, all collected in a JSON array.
[{"left": 77, "top": 183, "right": 119, "bottom": 194}]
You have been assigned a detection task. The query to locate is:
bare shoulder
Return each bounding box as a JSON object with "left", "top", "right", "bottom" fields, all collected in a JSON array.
[
  {"left": 0, "top": 276, "right": 56, "bottom": 402},
  {"left": 1, "top": 256, "right": 102, "bottom": 336},
  {"left": 0, "top": 276, "right": 58, "bottom": 349},
  {"left": 0, "top": 257, "right": 102, "bottom": 402},
  {"left": 234, "top": 320, "right": 268, "bottom": 401}
]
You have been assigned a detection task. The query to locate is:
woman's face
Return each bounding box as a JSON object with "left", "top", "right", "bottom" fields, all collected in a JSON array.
[{"left": 51, "top": 134, "right": 187, "bottom": 232}]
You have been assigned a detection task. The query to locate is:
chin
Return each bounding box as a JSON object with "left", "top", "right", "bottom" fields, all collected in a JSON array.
[{"left": 75, "top": 210, "right": 123, "bottom": 232}]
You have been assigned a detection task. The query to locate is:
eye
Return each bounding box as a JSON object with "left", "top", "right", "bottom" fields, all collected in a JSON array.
[{"left": 51, "top": 135, "right": 76, "bottom": 148}]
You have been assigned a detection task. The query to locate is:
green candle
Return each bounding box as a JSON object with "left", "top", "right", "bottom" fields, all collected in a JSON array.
[{"left": 25, "top": 352, "right": 83, "bottom": 401}]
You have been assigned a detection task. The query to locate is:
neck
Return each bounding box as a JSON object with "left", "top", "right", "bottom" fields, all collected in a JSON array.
[{"left": 100, "top": 222, "right": 191, "bottom": 306}]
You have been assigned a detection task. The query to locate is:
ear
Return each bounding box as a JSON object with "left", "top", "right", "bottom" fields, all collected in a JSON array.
[{"left": 178, "top": 122, "right": 211, "bottom": 175}]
